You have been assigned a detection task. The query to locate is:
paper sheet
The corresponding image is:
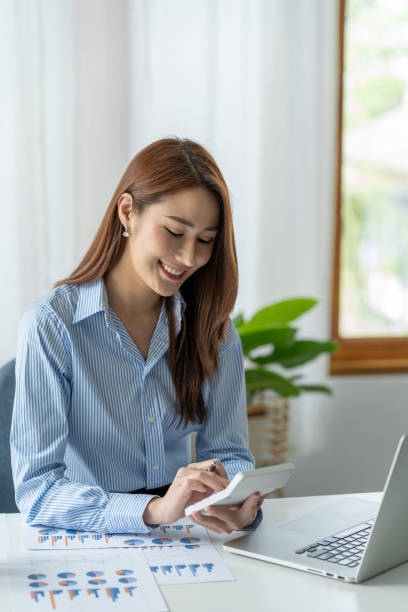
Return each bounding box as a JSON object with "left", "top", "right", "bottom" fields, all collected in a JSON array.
[
  {"left": 22, "top": 519, "right": 209, "bottom": 550},
  {"left": 7, "top": 550, "right": 167, "bottom": 611},
  {"left": 0, "top": 514, "right": 10, "bottom": 556},
  {"left": 144, "top": 543, "right": 235, "bottom": 584}
]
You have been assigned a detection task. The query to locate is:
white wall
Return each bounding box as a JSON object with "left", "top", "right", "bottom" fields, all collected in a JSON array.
[
  {"left": 2, "top": 0, "right": 407, "bottom": 498},
  {"left": 287, "top": 375, "right": 408, "bottom": 497}
]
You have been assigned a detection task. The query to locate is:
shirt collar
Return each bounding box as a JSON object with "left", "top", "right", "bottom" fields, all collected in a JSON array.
[
  {"left": 175, "top": 290, "right": 187, "bottom": 319},
  {"left": 73, "top": 278, "right": 108, "bottom": 323},
  {"left": 73, "top": 277, "right": 186, "bottom": 324}
]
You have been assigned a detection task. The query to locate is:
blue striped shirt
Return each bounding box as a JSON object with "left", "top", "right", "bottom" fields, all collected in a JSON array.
[{"left": 10, "top": 278, "right": 255, "bottom": 533}]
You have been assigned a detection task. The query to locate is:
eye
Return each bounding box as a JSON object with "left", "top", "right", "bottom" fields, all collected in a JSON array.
[
  {"left": 165, "top": 228, "right": 183, "bottom": 237},
  {"left": 165, "top": 228, "right": 213, "bottom": 244}
]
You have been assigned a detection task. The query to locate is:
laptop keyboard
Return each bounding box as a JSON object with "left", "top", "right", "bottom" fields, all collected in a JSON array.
[{"left": 294, "top": 519, "right": 375, "bottom": 568}]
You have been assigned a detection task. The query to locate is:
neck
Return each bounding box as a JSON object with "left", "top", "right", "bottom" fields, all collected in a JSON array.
[{"left": 104, "top": 258, "right": 162, "bottom": 321}]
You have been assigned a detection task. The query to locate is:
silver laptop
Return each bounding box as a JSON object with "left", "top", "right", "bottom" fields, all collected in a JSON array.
[{"left": 224, "top": 433, "right": 408, "bottom": 583}]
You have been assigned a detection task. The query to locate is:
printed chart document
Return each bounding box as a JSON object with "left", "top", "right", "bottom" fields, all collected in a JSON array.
[
  {"left": 0, "top": 514, "right": 9, "bottom": 557},
  {"left": 144, "top": 543, "right": 235, "bottom": 585},
  {"left": 7, "top": 549, "right": 167, "bottom": 612},
  {"left": 22, "top": 519, "right": 209, "bottom": 551}
]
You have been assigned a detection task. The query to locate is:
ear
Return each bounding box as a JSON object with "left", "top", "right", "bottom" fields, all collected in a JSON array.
[{"left": 117, "top": 193, "right": 134, "bottom": 229}]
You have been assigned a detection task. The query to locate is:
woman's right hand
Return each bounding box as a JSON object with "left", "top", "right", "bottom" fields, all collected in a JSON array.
[{"left": 142, "top": 459, "right": 229, "bottom": 525}]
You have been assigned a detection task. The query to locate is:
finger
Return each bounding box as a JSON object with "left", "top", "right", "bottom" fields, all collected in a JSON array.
[
  {"left": 177, "top": 478, "right": 212, "bottom": 496},
  {"left": 190, "top": 511, "right": 233, "bottom": 535},
  {"left": 174, "top": 479, "right": 213, "bottom": 503},
  {"left": 186, "top": 470, "right": 229, "bottom": 492},
  {"left": 204, "top": 494, "right": 259, "bottom": 527},
  {"left": 240, "top": 492, "right": 260, "bottom": 512},
  {"left": 176, "top": 466, "right": 227, "bottom": 487},
  {"left": 187, "top": 459, "right": 228, "bottom": 479}
]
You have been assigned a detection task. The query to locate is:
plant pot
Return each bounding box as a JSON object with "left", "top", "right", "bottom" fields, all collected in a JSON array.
[{"left": 247, "top": 390, "right": 289, "bottom": 497}]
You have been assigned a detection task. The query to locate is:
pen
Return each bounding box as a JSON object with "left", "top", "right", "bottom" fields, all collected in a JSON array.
[{"left": 208, "top": 459, "right": 219, "bottom": 473}]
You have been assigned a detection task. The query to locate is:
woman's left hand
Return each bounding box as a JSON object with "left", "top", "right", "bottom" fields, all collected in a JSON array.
[{"left": 189, "top": 492, "right": 265, "bottom": 534}]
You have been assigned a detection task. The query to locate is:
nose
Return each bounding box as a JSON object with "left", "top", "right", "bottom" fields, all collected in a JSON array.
[{"left": 175, "top": 239, "right": 197, "bottom": 269}]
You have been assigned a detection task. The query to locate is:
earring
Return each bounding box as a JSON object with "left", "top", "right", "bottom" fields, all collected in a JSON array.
[{"left": 123, "top": 227, "right": 129, "bottom": 237}]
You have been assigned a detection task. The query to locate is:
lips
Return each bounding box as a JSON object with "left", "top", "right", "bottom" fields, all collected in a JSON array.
[{"left": 158, "top": 260, "right": 186, "bottom": 281}]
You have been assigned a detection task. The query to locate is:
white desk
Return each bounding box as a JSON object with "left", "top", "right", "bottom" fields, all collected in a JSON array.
[{"left": 2, "top": 492, "right": 407, "bottom": 611}]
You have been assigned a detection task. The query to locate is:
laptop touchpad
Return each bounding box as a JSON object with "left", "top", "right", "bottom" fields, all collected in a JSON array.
[{"left": 277, "top": 497, "right": 380, "bottom": 538}]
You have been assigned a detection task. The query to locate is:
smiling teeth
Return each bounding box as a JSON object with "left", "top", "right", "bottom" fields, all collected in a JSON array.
[{"left": 161, "top": 262, "right": 183, "bottom": 276}]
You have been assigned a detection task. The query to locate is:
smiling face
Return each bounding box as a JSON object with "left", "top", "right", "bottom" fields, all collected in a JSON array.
[{"left": 118, "top": 186, "right": 220, "bottom": 298}]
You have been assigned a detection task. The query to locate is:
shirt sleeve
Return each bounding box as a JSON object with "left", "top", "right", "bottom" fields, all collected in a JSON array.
[
  {"left": 10, "top": 305, "right": 156, "bottom": 534},
  {"left": 195, "top": 320, "right": 255, "bottom": 480},
  {"left": 195, "top": 324, "right": 262, "bottom": 530}
]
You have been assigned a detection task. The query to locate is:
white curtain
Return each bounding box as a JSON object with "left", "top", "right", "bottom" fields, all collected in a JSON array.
[
  {"left": 1, "top": 0, "right": 339, "bottom": 455},
  {"left": 1, "top": 0, "right": 133, "bottom": 365}
]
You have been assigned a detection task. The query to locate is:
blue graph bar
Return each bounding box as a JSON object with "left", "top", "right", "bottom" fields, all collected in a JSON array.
[
  {"left": 125, "top": 586, "right": 138, "bottom": 596},
  {"left": 188, "top": 564, "right": 200, "bottom": 576},
  {"left": 106, "top": 587, "right": 120, "bottom": 602},
  {"left": 30, "top": 591, "right": 45, "bottom": 602},
  {"left": 53, "top": 535, "right": 63, "bottom": 543}
]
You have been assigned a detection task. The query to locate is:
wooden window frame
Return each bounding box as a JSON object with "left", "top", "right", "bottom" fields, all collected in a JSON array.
[{"left": 330, "top": 0, "right": 408, "bottom": 376}]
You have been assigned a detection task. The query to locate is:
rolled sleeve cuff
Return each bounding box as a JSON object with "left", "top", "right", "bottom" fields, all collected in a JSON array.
[
  {"left": 224, "top": 459, "right": 255, "bottom": 482},
  {"left": 105, "top": 492, "right": 159, "bottom": 533}
]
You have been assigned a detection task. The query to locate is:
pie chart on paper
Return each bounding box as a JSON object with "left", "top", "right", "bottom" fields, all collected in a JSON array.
[
  {"left": 180, "top": 537, "right": 200, "bottom": 543},
  {"left": 124, "top": 538, "right": 146, "bottom": 546},
  {"left": 27, "top": 574, "right": 47, "bottom": 580},
  {"left": 152, "top": 537, "right": 173, "bottom": 545}
]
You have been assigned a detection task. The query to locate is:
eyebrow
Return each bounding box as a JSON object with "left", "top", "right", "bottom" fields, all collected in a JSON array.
[{"left": 164, "top": 215, "right": 219, "bottom": 231}]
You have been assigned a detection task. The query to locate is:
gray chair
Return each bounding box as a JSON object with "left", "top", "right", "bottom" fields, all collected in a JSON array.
[{"left": 0, "top": 359, "right": 18, "bottom": 512}]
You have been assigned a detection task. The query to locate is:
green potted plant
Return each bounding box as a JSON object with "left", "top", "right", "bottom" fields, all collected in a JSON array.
[{"left": 233, "top": 297, "right": 337, "bottom": 468}]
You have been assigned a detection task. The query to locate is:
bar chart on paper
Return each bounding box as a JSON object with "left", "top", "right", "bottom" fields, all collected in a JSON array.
[
  {"left": 22, "top": 519, "right": 209, "bottom": 550},
  {"left": 7, "top": 550, "right": 167, "bottom": 611},
  {"left": 144, "top": 543, "right": 235, "bottom": 585},
  {"left": 0, "top": 514, "right": 10, "bottom": 559}
]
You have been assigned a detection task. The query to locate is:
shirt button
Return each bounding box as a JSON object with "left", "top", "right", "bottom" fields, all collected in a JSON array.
[
  {"left": 148, "top": 417, "right": 155, "bottom": 424},
  {"left": 152, "top": 464, "right": 159, "bottom": 470}
]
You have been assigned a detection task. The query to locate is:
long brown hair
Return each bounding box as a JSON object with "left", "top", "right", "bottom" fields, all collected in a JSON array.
[{"left": 56, "top": 137, "right": 238, "bottom": 425}]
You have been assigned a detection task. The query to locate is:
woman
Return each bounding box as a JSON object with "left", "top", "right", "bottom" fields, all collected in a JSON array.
[{"left": 11, "top": 137, "right": 263, "bottom": 534}]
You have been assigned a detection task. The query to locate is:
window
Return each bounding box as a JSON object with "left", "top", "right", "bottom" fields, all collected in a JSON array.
[{"left": 331, "top": 0, "right": 408, "bottom": 374}]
